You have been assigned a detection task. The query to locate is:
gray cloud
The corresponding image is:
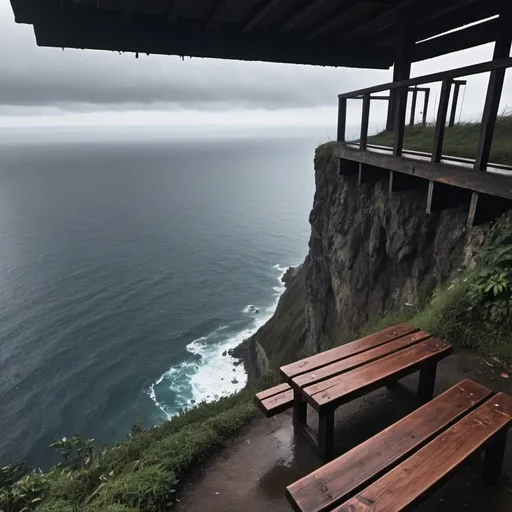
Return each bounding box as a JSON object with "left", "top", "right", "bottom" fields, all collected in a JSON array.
[{"left": 1, "top": 2, "right": 510, "bottom": 120}]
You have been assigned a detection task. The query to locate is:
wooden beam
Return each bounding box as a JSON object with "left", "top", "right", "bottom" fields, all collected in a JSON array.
[
  {"left": 308, "top": 1, "right": 369, "bottom": 40},
  {"left": 422, "top": 88, "right": 430, "bottom": 126},
  {"left": 432, "top": 79, "right": 452, "bottom": 162},
  {"left": 339, "top": 0, "right": 416, "bottom": 43},
  {"left": 413, "top": 17, "right": 500, "bottom": 63},
  {"left": 243, "top": 0, "right": 283, "bottom": 33},
  {"left": 409, "top": 87, "right": 418, "bottom": 126},
  {"left": 206, "top": 0, "right": 230, "bottom": 29},
  {"left": 167, "top": 0, "right": 182, "bottom": 23},
  {"left": 360, "top": 94, "right": 371, "bottom": 151},
  {"left": 335, "top": 145, "right": 512, "bottom": 200},
  {"left": 337, "top": 97, "right": 347, "bottom": 142},
  {"left": 278, "top": 0, "right": 327, "bottom": 35},
  {"left": 474, "top": 13, "right": 512, "bottom": 171},
  {"left": 448, "top": 82, "right": 461, "bottom": 127},
  {"left": 338, "top": 57, "right": 512, "bottom": 98}
]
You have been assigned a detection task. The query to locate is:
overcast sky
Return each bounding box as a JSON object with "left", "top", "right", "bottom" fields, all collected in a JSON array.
[{"left": 1, "top": 2, "right": 511, "bottom": 134}]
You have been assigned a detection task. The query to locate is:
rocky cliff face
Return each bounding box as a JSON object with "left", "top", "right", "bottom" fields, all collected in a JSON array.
[
  {"left": 304, "top": 146, "right": 486, "bottom": 354},
  {"left": 239, "top": 145, "right": 487, "bottom": 377}
]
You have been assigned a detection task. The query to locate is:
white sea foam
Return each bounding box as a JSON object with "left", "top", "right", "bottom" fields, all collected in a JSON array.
[{"left": 147, "top": 264, "right": 291, "bottom": 419}]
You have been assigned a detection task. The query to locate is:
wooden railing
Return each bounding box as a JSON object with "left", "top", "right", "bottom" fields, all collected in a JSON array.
[{"left": 337, "top": 57, "right": 512, "bottom": 171}]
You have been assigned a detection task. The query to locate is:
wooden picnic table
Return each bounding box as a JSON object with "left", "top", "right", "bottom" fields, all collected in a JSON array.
[{"left": 256, "top": 324, "right": 452, "bottom": 458}]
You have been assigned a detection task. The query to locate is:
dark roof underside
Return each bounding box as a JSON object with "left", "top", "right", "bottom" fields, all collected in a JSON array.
[{"left": 9, "top": 0, "right": 505, "bottom": 69}]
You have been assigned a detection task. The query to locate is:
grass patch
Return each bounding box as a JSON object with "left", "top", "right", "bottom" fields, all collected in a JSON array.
[
  {"left": 366, "top": 114, "right": 512, "bottom": 166},
  {"left": 2, "top": 388, "right": 261, "bottom": 511}
]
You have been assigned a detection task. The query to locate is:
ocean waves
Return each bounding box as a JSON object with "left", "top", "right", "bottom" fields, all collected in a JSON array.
[{"left": 147, "top": 263, "right": 288, "bottom": 419}]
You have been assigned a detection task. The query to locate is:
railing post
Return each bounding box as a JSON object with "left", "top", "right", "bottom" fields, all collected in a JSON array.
[
  {"left": 448, "top": 82, "right": 461, "bottom": 127},
  {"left": 474, "top": 13, "right": 512, "bottom": 171},
  {"left": 422, "top": 88, "right": 430, "bottom": 127},
  {"left": 393, "top": 86, "right": 407, "bottom": 156},
  {"left": 360, "top": 94, "right": 370, "bottom": 150},
  {"left": 432, "top": 78, "right": 452, "bottom": 163},
  {"left": 409, "top": 86, "right": 418, "bottom": 126},
  {"left": 337, "top": 97, "right": 347, "bottom": 142}
]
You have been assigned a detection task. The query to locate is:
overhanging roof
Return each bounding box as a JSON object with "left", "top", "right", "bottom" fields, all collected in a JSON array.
[{"left": 9, "top": 0, "right": 505, "bottom": 69}]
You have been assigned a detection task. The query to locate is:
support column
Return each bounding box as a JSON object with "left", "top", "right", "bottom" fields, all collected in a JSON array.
[
  {"left": 386, "top": 7, "right": 414, "bottom": 134},
  {"left": 474, "top": 13, "right": 512, "bottom": 171},
  {"left": 337, "top": 97, "right": 347, "bottom": 142},
  {"left": 409, "top": 87, "right": 418, "bottom": 126},
  {"left": 448, "top": 81, "right": 462, "bottom": 127},
  {"left": 432, "top": 79, "right": 452, "bottom": 163}
]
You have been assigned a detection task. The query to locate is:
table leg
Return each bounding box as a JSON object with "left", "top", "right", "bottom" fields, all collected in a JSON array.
[
  {"left": 293, "top": 389, "right": 307, "bottom": 426},
  {"left": 483, "top": 428, "right": 508, "bottom": 484},
  {"left": 318, "top": 409, "right": 335, "bottom": 459},
  {"left": 418, "top": 362, "right": 437, "bottom": 402}
]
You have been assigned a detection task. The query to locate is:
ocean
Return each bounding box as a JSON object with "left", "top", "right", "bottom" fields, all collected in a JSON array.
[{"left": 0, "top": 128, "right": 316, "bottom": 469}]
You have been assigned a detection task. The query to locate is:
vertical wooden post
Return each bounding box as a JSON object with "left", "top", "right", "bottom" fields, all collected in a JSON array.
[
  {"left": 474, "top": 14, "right": 512, "bottom": 171},
  {"left": 386, "top": 6, "right": 413, "bottom": 134},
  {"left": 293, "top": 389, "right": 307, "bottom": 425},
  {"left": 337, "top": 97, "right": 347, "bottom": 142},
  {"left": 448, "top": 82, "right": 461, "bottom": 127},
  {"left": 409, "top": 87, "right": 418, "bottom": 126},
  {"left": 418, "top": 362, "right": 437, "bottom": 402},
  {"left": 422, "top": 88, "right": 430, "bottom": 127},
  {"left": 432, "top": 79, "right": 452, "bottom": 163},
  {"left": 360, "top": 94, "right": 370, "bottom": 150},
  {"left": 483, "top": 428, "right": 508, "bottom": 484},
  {"left": 318, "top": 409, "right": 335, "bottom": 459}
]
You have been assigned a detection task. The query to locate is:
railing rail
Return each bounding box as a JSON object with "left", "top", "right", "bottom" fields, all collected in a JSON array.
[{"left": 337, "top": 56, "right": 512, "bottom": 171}]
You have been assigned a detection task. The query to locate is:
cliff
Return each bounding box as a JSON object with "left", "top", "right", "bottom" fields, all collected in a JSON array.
[
  {"left": 240, "top": 144, "right": 488, "bottom": 373},
  {"left": 233, "top": 265, "right": 306, "bottom": 379}
]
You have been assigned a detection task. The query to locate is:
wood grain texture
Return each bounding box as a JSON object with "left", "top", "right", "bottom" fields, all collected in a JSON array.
[
  {"left": 291, "top": 331, "right": 431, "bottom": 391},
  {"left": 280, "top": 324, "right": 418, "bottom": 382},
  {"left": 334, "top": 392, "right": 512, "bottom": 512},
  {"left": 255, "top": 382, "right": 291, "bottom": 401},
  {"left": 256, "top": 388, "right": 294, "bottom": 417},
  {"left": 286, "top": 380, "right": 491, "bottom": 512},
  {"left": 305, "top": 338, "right": 452, "bottom": 411}
]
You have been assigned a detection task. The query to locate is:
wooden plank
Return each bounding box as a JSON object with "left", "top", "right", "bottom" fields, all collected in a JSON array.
[
  {"left": 335, "top": 146, "right": 512, "bottom": 201},
  {"left": 422, "top": 88, "right": 430, "bottom": 127},
  {"left": 432, "top": 79, "right": 451, "bottom": 163},
  {"left": 449, "top": 82, "right": 461, "bottom": 128},
  {"left": 474, "top": 14, "right": 512, "bottom": 171},
  {"left": 360, "top": 94, "right": 370, "bottom": 151},
  {"left": 255, "top": 382, "right": 291, "bottom": 401},
  {"left": 333, "top": 392, "right": 512, "bottom": 512},
  {"left": 280, "top": 324, "right": 418, "bottom": 382},
  {"left": 256, "top": 388, "right": 294, "bottom": 417},
  {"left": 286, "top": 380, "right": 492, "bottom": 512},
  {"left": 409, "top": 87, "right": 417, "bottom": 126},
  {"left": 291, "top": 331, "right": 431, "bottom": 391},
  {"left": 243, "top": 0, "right": 283, "bottom": 33},
  {"left": 305, "top": 338, "right": 452, "bottom": 411},
  {"left": 278, "top": 0, "right": 327, "bottom": 35},
  {"left": 337, "top": 97, "right": 347, "bottom": 142}
]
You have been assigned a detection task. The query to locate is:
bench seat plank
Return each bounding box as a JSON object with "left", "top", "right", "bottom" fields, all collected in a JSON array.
[
  {"left": 286, "top": 380, "right": 492, "bottom": 512},
  {"left": 256, "top": 386, "right": 294, "bottom": 417},
  {"left": 281, "top": 324, "right": 418, "bottom": 383},
  {"left": 291, "top": 331, "right": 431, "bottom": 391},
  {"left": 306, "top": 338, "right": 452, "bottom": 411},
  {"left": 255, "top": 383, "right": 292, "bottom": 401},
  {"left": 333, "top": 392, "right": 512, "bottom": 512}
]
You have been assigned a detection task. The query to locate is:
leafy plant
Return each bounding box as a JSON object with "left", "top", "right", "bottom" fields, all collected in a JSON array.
[
  {"left": 0, "top": 472, "right": 49, "bottom": 511},
  {"left": 50, "top": 437, "right": 97, "bottom": 471}
]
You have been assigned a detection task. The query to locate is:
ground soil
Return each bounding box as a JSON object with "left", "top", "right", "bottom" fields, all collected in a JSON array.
[{"left": 175, "top": 349, "right": 512, "bottom": 512}]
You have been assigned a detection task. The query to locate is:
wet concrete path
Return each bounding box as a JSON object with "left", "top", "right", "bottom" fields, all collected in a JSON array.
[{"left": 175, "top": 350, "right": 512, "bottom": 512}]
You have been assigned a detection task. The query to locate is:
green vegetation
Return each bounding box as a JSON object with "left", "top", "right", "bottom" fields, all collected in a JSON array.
[
  {"left": 330, "top": 213, "right": 512, "bottom": 368},
  {"left": 366, "top": 114, "right": 512, "bottom": 166},
  {"left": 1, "top": 389, "right": 261, "bottom": 511}
]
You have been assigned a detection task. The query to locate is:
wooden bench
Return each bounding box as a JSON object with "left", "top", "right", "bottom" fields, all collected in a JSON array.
[
  {"left": 255, "top": 383, "right": 294, "bottom": 417},
  {"left": 287, "top": 380, "right": 512, "bottom": 512}
]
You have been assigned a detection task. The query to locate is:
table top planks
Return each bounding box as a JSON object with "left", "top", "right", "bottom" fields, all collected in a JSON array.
[
  {"left": 286, "top": 380, "right": 492, "bottom": 512},
  {"left": 332, "top": 392, "right": 512, "bottom": 512},
  {"left": 280, "top": 324, "right": 418, "bottom": 383},
  {"left": 291, "top": 331, "right": 431, "bottom": 391},
  {"left": 305, "top": 338, "right": 452, "bottom": 411}
]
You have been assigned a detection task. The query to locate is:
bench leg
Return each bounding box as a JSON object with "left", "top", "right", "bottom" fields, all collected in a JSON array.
[
  {"left": 418, "top": 362, "right": 437, "bottom": 402},
  {"left": 293, "top": 389, "right": 307, "bottom": 426},
  {"left": 483, "top": 428, "right": 508, "bottom": 484},
  {"left": 318, "top": 409, "right": 335, "bottom": 460}
]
